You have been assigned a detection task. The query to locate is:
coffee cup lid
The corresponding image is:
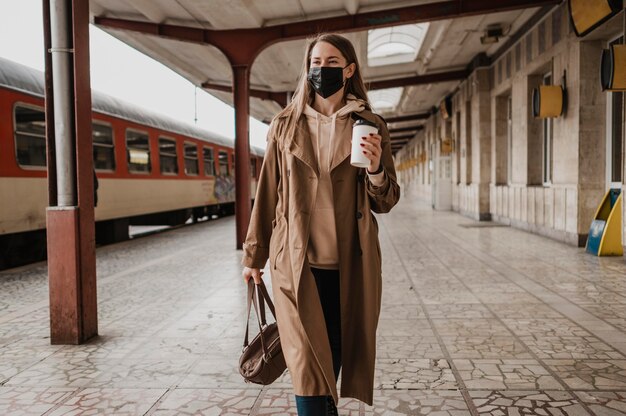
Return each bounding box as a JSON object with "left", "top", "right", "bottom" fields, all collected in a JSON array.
[{"left": 353, "top": 118, "right": 377, "bottom": 127}]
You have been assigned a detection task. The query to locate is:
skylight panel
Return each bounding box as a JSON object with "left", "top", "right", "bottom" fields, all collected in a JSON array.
[
  {"left": 367, "top": 23, "right": 429, "bottom": 67},
  {"left": 367, "top": 87, "right": 403, "bottom": 112}
]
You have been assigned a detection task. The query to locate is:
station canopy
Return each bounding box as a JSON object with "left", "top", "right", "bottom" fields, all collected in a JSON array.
[{"left": 91, "top": 0, "right": 557, "bottom": 142}]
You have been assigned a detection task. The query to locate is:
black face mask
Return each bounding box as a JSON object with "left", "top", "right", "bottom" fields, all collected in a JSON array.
[{"left": 307, "top": 66, "right": 348, "bottom": 99}]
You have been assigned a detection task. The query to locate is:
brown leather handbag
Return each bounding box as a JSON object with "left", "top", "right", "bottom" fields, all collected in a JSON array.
[{"left": 239, "top": 280, "right": 286, "bottom": 384}]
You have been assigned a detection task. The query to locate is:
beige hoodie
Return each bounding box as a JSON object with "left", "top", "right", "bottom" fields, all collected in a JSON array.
[{"left": 304, "top": 96, "right": 384, "bottom": 269}]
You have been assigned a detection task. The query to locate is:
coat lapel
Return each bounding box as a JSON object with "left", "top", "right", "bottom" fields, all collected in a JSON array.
[{"left": 285, "top": 119, "right": 320, "bottom": 178}]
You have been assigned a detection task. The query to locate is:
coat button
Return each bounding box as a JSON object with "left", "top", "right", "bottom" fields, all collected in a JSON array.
[{"left": 356, "top": 211, "right": 363, "bottom": 219}]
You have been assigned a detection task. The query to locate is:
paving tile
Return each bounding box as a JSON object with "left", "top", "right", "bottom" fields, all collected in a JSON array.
[
  {"left": 431, "top": 319, "right": 514, "bottom": 337},
  {"left": 178, "top": 355, "right": 263, "bottom": 389},
  {"left": 375, "top": 358, "right": 458, "bottom": 390},
  {"left": 48, "top": 388, "right": 165, "bottom": 415},
  {"left": 381, "top": 287, "right": 422, "bottom": 305},
  {"left": 441, "top": 336, "right": 533, "bottom": 359},
  {"left": 379, "top": 303, "right": 426, "bottom": 320},
  {"left": 453, "top": 359, "right": 563, "bottom": 390},
  {"left": 257, "top": 388, "right": 361, "bottom": 415},
  {"left": 4, "top": 356, "right": 111, "bottom": 387},
  {"left": 150, "top": 388, "right": 259, "bottom": 415},
  {"left": 0, "top": 387, "right": 75, "bottom": 416},
  {"left": 469, "top": 390, "right": 590, "bottom": 415},
  {"left": 419, "top": 290, "right": 482, "bottom": 305},
  {"left": 90, "top": 356, "right": 195, "bottom": 388},
  {"left": 519, "top": 335, "right": 624, "bottom": 360},
  {"left": 0, "top": 337, "right": 62, "bottom": 383},
  {"left": 377, "top": 319, "right": 434, "bottom": 337},
  {"left": 488, "top": 303, "right": 565, "bottom": 319},
  {"left": 575, "top": 391, "right": 626, "bottom": 415},
  {"left": 376, "top": 335, "right": 443, "bottom": 359},
  {"left": 364, "top": 389, "right": 471, "bottom": 415},
  {"left": 424, "top": 303, "right": 494, "bottom": 319},
  {"left": 502, "top": 318, "right": 594, "bottom": 338},
  {"left": 544, "top": 360, "right": 626, "bottom": 390}
]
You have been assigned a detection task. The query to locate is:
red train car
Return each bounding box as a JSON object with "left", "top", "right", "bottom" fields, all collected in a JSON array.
[{"left": 0, "top": 57, "right": 265, "bottom": 270}]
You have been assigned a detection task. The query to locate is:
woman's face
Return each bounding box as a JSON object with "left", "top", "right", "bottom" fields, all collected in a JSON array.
[{"left": 310, "top": 41, "right": 354, "bottom": 79}]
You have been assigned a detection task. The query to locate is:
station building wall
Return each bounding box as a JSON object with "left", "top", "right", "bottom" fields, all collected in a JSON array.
[{"left": 395, "top": 3, "right": 626, "bottom": 249}]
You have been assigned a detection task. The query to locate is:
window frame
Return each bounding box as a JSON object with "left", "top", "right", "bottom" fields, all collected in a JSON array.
[
  {"left": 92, "top": 120, "right": 116, "bottom": 172},
  {"left": 507, "top": 95, "right": 513, "bottom": 185},
  {"left": 13, "top": 102, "right": 47, "bottom": 171},
  {"left": 203, "top": 146, "right": 216, "bottom": 176},
  {"left": 218, "top": 149, "right": 229, "bottom": 176},
  {"left": 606, "top": 36, "right": 625, "bottom": 190},
  {"left": 125, "top": 128, "right": 152, "bottom": 175},
  {"left": 542, "top": 72, "right": 553, "bottom": 186},
  {"left": 183, "top": 141, "right": 199, "bottom": 176},
  {"left": 158, "top": 136, "right": 179, "bottom": 176}
]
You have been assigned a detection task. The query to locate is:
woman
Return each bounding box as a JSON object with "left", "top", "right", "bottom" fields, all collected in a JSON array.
[{"left": 241, "top": 33, "right": 400, "bottom": 415}]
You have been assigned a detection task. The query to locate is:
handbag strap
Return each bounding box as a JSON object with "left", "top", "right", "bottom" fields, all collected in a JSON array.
[
  {"left": 242, "top": 280, "right": 271, "bottom": 357},
  {"left": 243, "top": 280, "right": 255, "bottom": 349},
  {"left": 256, "top": 280, "right": 277, "bottom": 319}
]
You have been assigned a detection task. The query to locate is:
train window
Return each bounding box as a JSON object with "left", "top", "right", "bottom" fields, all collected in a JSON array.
[
  {"left": 14, "top": 105, "right": 46, "bottom": 168},
  {"left": 250, "top": 158, "right": 257, "bottom": 178},
  {"left": 159, "top": 137, "right": 178, "bottom": 175},
  {"left": 126, "top": 129, "right": 151, "bottom": 173},
  {"left": 93, "top": 122, "right": 115, "bottom": 171},
  {"left": 184, "top": 142, "right": 199, "bottom": 175},
  {"left": 218, "top": 150, "right": 229, "bottom": 176},
  {"left": 203, "top": 146, "right": 215, "bottom": 176}
]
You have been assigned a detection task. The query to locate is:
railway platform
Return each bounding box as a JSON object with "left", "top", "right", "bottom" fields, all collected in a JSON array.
[{"left": 1, "top": 194, "right": 626, "bottom": 415}]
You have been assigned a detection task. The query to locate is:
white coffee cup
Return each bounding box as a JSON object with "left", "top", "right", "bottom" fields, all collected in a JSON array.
[{"left": 351, "top": 119, "right": 378, "bottom": 168}]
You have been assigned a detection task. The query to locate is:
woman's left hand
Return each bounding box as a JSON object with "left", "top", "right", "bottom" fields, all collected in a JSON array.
[{"left": 360, "top": 133, "right": 383, "bottom": 173}]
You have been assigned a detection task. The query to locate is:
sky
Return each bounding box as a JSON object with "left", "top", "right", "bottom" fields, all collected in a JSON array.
[{"left": 0, "top": 0, "right": 269, "bottom": 149}]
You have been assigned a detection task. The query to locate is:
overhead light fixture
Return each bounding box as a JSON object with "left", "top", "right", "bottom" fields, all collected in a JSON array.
[{"left": 480, "top": 24, "right": 505, "bottom": 45}]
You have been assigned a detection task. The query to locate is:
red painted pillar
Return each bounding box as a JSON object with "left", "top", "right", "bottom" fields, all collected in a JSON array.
[
  {"left": 233, "top": 65, "right": 252, "bottom": 249},
  {"left": 43, "top": 0, "right": 98, "bottom": 344}
]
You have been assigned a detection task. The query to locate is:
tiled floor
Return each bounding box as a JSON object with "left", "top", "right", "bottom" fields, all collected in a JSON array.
[{"left": 1, "top": 194, "right": 626, "bottom": 415}]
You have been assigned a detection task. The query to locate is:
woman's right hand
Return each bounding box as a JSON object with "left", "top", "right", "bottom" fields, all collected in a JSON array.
[{"left": 242, "top": 267, "right": 264, "bottom": 284}]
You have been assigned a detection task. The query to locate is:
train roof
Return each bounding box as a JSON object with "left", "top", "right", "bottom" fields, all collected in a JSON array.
[{"left": 0, "top": 56, "right": 265, "bottom": 157}]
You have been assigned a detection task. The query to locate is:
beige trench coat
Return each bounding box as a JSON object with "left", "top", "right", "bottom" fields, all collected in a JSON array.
[{"left": 241, "top": 108, "right": 400, "bottom": 406}]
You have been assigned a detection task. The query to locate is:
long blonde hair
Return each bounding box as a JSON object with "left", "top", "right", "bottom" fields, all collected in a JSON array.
[{"left": 272, "top": 34, "right": 370, "bottom": 141}]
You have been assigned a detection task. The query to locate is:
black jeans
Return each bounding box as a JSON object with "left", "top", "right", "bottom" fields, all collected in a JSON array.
[{"left": 295, "top": 267, "right": 342, "bottom": 416}]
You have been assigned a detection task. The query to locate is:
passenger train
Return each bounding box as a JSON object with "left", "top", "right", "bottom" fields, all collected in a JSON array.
[{"left": 0, "top": 57, "right": 265, "bottom": 270}]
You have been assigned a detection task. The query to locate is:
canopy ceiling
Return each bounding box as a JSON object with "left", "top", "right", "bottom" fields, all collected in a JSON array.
[{"left": 90, "top": 0, "right": 559, "bottom": 147}]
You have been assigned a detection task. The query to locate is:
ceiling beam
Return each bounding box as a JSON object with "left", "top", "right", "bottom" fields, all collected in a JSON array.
[
  {"left": 389, "top": 125, "right": 424, "bottom": 133},
  {"left": 390, "top": 134, "right": 415, "bottom": 143},
  {"left": 385, "top": 113, "right": 431, "bottom": 123},
  {"left": 201, "top": 81, "right": 289, "bottom": 107},
  {"left": 368, "top": 69, "right": 469, "bottom": 91},
  {"left": 94, "top": 0, "right": 560, "bottom": 65},
  {"left": 203, "top": 67, "right": 467, "bottom": 107}
]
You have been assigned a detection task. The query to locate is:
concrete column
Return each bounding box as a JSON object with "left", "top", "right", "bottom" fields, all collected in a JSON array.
[
  {"left": 44, "top": 0, "right": 98, "bottom": 344},
  {"left": 526, "top": 74, "right": 543, "bottom": 185},
  {"left": 577, "top": 40, "right": 607, "bottom": 241},
  {"left": 233, "top": 65, "right": 251, "bottom": 249},
  {"left": 473, "top": 68, "right": 492, "bottom": 218},
  {"left": 493, "top": 94, "right": 509, "bottom": 185}
]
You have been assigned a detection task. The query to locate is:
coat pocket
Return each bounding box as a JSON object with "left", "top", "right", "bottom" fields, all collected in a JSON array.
[{"left": 269, "top": 217, "right": 286, "bottom": 269}]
